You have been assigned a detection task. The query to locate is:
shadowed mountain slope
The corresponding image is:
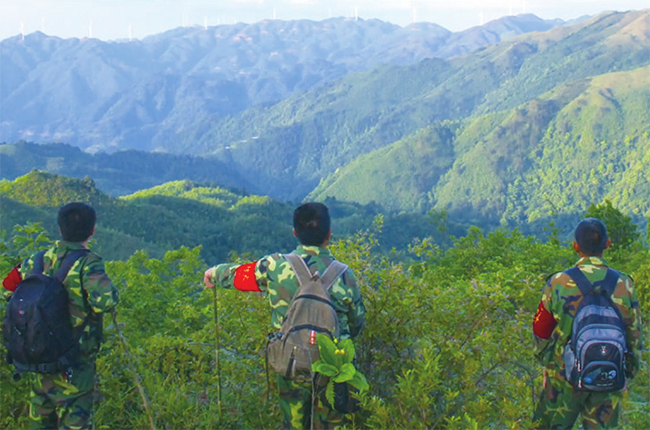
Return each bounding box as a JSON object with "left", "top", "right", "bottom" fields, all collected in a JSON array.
[{"left": 0, "top": 141, "right": 254, "bottom": 196}]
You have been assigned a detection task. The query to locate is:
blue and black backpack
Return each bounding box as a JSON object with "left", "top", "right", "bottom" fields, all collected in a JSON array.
[{"left": 562, "top": 267, "right": 627, "bottom": 392}]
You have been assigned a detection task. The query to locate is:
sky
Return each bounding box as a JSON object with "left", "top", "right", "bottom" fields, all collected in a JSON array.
[{"left": 1, "top": 0, "right": 649, "bottom": 41}]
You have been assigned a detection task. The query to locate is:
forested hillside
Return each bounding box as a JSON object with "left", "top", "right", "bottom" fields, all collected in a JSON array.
[
  {"left": 2, "top": 11, "right": 648, "bottom": 237},
  {"left": 0, "top": 14, "right": 560, "bottom": 153},
  {"left": 311, "top": 65, "right": 650, "bottom": 227},
  {"left": 0, "top": 171, "right": 457, "bottom": 261},
  {"left": 0, "top": 141, "right": 255, "bottom": 196},
  {"left": 199, "top": 10, "right": 650, "bottom": 202},
  {"left": 0, "top": 171, "right": 292, "bottom": 261}
]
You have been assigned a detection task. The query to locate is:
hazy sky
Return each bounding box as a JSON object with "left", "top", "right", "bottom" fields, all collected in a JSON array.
[{"left": 2, "top": 0, "right": 649, "bottom": 41}]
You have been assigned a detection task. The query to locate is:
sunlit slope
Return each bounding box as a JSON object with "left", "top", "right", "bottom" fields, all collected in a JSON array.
[
  {"left": 0, "top": 172, "right": 294, "bottom": 261},
  {"left": 310, "top": 65, "right": 650, "bottom": 224},
  {"left": 309, "top": 125, "right": 457, "bottom": 212},
  {"left": 506, "top": 65, "right": 650, "bottom": 224},
  {"left": 198, "top": 10, "right": 650, "bottom": 201}
]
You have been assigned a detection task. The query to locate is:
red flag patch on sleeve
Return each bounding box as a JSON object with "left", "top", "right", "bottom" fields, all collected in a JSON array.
[
  {"left": 234, "top": 263, "right": 261, "bottom": 292},
  {"left": 533, "top": 301, "right": 557, "bottom": 339},
  {"left": 2, "top": 266, "right": 22, "bottom": 292}
]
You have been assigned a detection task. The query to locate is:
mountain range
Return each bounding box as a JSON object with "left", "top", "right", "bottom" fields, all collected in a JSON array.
[
  {"left": 1, "top": 14, "right": 564, "bottom": 152},
  {"left": 2, "top": 10, "right": 650, "bottom": 234},
  {"left": 193, "top": 10, "right": 650, "bottom": 215}
]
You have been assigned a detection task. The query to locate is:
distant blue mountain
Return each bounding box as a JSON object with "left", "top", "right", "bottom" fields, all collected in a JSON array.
[{"left": 0, "top": 14, "right": 564, "bottom": 152}]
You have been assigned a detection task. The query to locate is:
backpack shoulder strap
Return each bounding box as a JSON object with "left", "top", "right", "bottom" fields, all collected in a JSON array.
[
  {"left": 284, "top": 253, "right": 313, "bottom": 287},
  {"left": 320, "top": 261, "right": 348, "bottom": 292},
  {"left": 30, "top": 251, "right": 47, "bottom": 275},
  {"left": 54, "top": 249, "right": 90, "bottom": 283},
  {"left": 592, "top": 268, "right": 620, "bottom": 296},
  {"left": 564, "top": 266, "right": 593, "bottom": 296}
]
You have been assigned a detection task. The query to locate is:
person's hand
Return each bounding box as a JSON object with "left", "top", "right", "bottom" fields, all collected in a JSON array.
[{"left": 204, "top": 268, "right": 215, "bottom": 288}]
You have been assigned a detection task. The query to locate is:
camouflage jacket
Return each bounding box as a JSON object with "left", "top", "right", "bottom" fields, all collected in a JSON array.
[
  {"left": 4, "top": 241, "right": 119, "bottom": 360},
  {"left": 534, "top": 256, "right": 643, "bottom": 380},
  {"left": 208, "top": 245, "right": 366, "bottom": 340}
]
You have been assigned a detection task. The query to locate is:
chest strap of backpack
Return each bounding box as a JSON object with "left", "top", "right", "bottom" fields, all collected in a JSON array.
[
  {"left": 564, "top": 267, "right": 620, "bottom": 297},
  {"left": 284, "top": 253, "right": 348, "bottom": 292}
]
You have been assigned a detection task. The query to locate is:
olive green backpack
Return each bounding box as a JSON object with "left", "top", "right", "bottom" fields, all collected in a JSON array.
[{"left": 266, "top": 253, "right": 347, "bottom": 378}]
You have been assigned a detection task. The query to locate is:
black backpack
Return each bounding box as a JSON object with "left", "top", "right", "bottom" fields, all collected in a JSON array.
[
  {"left": 562, "top": 267, "right": 627, "bottom": 392},
  {"left": 3, "top": 249, "right": 89, "bottom": 373}
]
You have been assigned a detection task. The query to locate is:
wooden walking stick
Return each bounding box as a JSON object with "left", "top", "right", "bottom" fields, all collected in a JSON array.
[{"left": 212, "top": 286, "right": 223, "bottom": 419}]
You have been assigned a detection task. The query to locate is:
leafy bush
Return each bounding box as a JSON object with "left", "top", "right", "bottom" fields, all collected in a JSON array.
[{"left": 1, "top": 208, "right": 648, "bottom": 429}]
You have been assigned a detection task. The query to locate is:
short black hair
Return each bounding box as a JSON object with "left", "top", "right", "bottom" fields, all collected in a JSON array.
[
  {"left": 58, "top": 202, "right": 96, "bottom": 243},
  {"left": 575, "top": 218, "right": 608, "bottom": 255},
  {"left": 293, "top": 202, "right": 331, "bottom": 246}
]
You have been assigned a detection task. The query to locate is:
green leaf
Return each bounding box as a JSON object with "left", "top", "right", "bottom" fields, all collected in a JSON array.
[
  {"left": 348, "top": 371, "right": 369, "bottom": 391},
  {"left": 325, "top": 381, "right": 335, "bottom": 408},
  {"left": 312, "top": 362, "right": 339, "bottom": 377},
  {"left": 338, "top": 338, "right": 355, "bottom": 364},
  {"left": 332, "top": 362, "right": 355, "bottom": 383},
  {"left": 316, "top": 334, "right": 340, "bottom": 367}
]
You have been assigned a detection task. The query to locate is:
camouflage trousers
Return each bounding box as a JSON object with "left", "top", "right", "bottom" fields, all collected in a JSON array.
[
  {"left": 28, "top": 361, "right": 96, "bottom": 430},
  {"left": 277, "top": 373, "right": 344, "bottom": 430},
  {"left": 533, "top": 374, "right": 621, "bottom": 429}
]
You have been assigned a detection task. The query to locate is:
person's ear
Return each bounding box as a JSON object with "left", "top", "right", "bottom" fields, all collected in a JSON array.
[
  {"left": 573, "top": 241, "right": 581, "bottom": 253},
  {"left": 605, "top": 238, "right": 611, "bottom": 250},
  {"left": 293, "top": 228, "right": 297, "bottom": 238}
]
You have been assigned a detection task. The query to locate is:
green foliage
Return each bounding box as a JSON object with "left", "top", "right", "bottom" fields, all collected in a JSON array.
[
  {"left": 0, "top": 172, "right": 297, "bottom": 263},
  {"left": 96, "top": 247, "right": 278, "bottom": 429},
  {"left": 309, "top": 124, "right": 456, "bottom": 212},
  {"left": 312, "top": 335, "right": 369, "bottom": 407},
  {"left": 341, "top": 226, "right": 567, "bottom": 428},
  {"left": 0, "top": 171, "right": 110, "bottom": 208},
  {"left": 0, "top": 223, "right": 51, "bottom": 276},
  {"left": 0, "top": 171, "right": 473, "bottom": 262},
  {"left": 1, "top": 205, "right": 648, "bottom": 429},
  {"left": 585, "top": 200, "right": 642, "bottom": 253},
  {"left": 122, "top": 180, "right": 242, "bottom": 207}
]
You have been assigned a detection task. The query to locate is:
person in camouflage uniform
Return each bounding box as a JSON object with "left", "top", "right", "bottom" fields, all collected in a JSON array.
[
  {"left": 2, "top": 202, "right": 119, "bottom": 430},
  {"left": 532, "top": 218, "right": 643, "bottom": 429},
  {"left": 204, "top": 202, "right": 366, "bottom": 430}
]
